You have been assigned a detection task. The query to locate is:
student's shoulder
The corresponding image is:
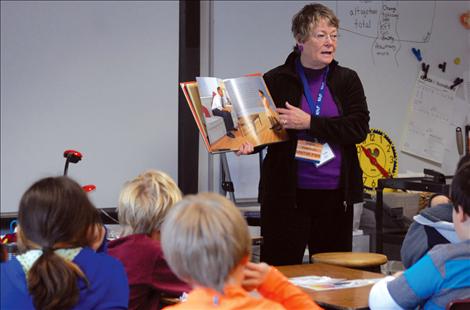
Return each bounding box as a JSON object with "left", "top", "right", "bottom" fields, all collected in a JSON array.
[
  {"left": 162, "top": 296, "right": 286, "bottom": 310},
  {"left": 109, "top": 234, "right": 161, "bottom": 252},
  {"left": 1, "top": 256, "right": 21, "bottom": 270},
  {"left": 428, "top": 240, "right": 470, "bottom": 268},
  {"left": 1, "top": 258, "right": 34, "bottom": 309},
  {"left": 1, "top": 256, "right": 26, "bottom": 283},
  {"left": 429, "top": 240, "right": 469, "bottom": 255},
  {"left": 76, "top": 247, "right": 126, "bottom": 275},
  {"left": 1, "top": 257, "right": 24, "bottom": 285}
]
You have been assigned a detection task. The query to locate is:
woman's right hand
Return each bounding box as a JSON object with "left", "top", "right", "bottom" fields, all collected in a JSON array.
[
  {"left": 277, "top": 102, "right": 311, "bottom": 130},
  {"left": 236, "top": 142, "right": 254, "bottom": 156}
]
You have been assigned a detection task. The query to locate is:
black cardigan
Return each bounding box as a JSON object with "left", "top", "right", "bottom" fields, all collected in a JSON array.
[{"left": 258, "top": 51, "right": 370, "bottom": 205}]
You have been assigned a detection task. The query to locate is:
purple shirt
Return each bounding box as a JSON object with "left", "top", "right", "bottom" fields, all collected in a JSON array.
[{"left": 296, "top": 65, "right": 342, "bottom": 189}]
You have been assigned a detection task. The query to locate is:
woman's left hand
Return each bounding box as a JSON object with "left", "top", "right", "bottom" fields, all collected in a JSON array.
[
  {"left": 277, "top": 102, "right": 311, "bottom": 130},
  {"left": 236, "top": 142, "right": 254, "bottom": 156}
]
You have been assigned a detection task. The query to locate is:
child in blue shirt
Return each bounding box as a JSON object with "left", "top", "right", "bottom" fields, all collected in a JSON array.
[
  {"left": 0, "top": 176, "right": 129, "bottom": 309},
  {"left": 369, "top": 158, "right": 470, "bottom": 309}
]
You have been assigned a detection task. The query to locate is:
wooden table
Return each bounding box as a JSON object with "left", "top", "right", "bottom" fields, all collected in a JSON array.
[{"left": 277, "top": 263, "right": 384, "bottom": 310}]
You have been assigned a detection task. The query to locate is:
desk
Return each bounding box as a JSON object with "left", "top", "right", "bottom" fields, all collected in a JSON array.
[{"left": 277, "top": 263, "right": 384, "bottom": 310}]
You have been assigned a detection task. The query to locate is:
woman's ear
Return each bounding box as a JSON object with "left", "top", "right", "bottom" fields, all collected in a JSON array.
[{"left": 295, "top": 36, "right": 304, "bottom": 52}]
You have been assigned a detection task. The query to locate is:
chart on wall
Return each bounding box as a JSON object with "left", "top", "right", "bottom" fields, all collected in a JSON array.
[{"left": 401, "top": 74, "right": 456, "bottom": 164}]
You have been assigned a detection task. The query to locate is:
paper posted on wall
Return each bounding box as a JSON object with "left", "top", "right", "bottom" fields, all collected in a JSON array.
[{"left": 401, "top": 73, "right": 457, "bottom": 164}]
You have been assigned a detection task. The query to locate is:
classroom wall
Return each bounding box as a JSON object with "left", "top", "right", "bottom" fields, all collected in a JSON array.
[
  {"left": 208, "top": 0, "right": 470, "bottom": 199},
  {"left": 1, "top": 1, "right": 179, "bottom": 213}
]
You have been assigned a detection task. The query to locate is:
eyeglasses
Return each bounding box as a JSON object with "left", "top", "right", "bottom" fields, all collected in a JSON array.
[{"left": 311, "top": 32, "right": 339, "bottom": 42}]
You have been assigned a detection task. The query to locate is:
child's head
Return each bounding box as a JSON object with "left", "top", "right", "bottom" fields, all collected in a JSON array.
[
  {"left": 118, "top": 170, "right": 181, "bottom": 236},
  {"left": 17, "top": 176, "right": 101, "bottom": 310},
  {"left": 450, "top": 155, "right": 470, "bottom": 240},
  {"left": 161, "top": 192, "right": 251, "bottom": 293},
  {"left": 18, "top": 176, "right": 101, "bottom": 251}
]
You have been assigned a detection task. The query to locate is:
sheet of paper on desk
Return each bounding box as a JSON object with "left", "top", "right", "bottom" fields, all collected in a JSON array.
[{"left": 289, "top": 275, "right": 382, "bottom": 291}]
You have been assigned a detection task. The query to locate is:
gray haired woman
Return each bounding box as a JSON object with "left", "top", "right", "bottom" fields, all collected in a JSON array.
[{"left": 238, "top": 3, "right": 370, "bottom": 266}]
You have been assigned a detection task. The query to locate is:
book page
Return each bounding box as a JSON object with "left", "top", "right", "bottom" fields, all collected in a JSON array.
[
  {"left": 196, "top": 77, "right": 237, "bottom": 151},
  {"left": 224, "top": 75, "right": 288, "bottom": 146}
]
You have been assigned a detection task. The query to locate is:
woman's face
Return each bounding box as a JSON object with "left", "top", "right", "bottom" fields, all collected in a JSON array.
[{"left": 298, "top": 19, "right": 337, "bottom": 69}]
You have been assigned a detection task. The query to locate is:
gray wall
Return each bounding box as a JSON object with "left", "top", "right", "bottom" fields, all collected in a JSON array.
[
  {"left": 209, "top": 1, "right": 470, "bottom": 199},
  {"left": 1, "top": 1, "right": 179, "bottom": 213}
]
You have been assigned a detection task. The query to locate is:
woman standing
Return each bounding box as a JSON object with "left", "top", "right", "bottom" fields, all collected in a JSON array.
[{"left": 239, "top": 3, "right": 369, "bottom": 265}]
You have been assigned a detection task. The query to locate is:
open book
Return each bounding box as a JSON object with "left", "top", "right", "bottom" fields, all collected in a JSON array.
[{"left": 180, "top": 74, "right": 288, "bottom": 153}]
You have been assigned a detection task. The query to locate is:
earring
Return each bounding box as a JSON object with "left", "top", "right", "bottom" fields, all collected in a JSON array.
[{"left": 297, "top": 44, "right": 304, "bottom": 52}]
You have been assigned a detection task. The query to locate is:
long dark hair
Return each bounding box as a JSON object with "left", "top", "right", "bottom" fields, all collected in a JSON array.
[{"left": 18, "top": 176, "right": 101, "bottom": 310}]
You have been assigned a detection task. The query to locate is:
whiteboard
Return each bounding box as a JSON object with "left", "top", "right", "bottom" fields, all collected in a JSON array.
[
  {"left": 1, "top": 1, "right": 179, "bottom": 213},
  {"left": 211, "top": 0, "right": 470, "bottom": 199}
]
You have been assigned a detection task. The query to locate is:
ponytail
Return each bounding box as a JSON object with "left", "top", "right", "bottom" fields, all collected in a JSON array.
[
  {"left": 17, "top": 176, "right": 102, "bottom": 309},
  {"left": 27, "top": 249, "right": 87, "bottom": 310}
]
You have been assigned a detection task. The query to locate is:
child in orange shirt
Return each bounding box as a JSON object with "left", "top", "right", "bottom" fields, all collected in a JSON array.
[{"left": 161, "top": 192, "right": 322, "bottom": 310}]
